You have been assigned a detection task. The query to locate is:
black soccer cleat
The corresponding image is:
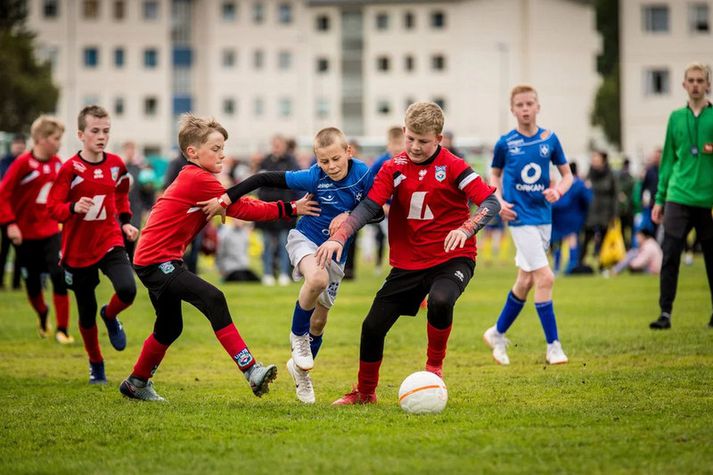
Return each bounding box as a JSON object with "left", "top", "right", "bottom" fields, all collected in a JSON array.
[{"left": 649, "top": 314, "right": 671, "bottom": 330}]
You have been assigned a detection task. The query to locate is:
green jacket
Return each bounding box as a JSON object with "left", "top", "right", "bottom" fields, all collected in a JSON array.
[{"left": 656, "top": 102, "right": 713, "bottom": 208}]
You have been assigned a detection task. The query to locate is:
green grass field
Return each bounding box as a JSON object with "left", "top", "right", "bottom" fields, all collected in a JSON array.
[{"left": 0, "top": 255, "right": 711, "bottom": 474}]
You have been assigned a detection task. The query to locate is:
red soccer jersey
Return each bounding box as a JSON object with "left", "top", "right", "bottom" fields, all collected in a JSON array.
[
  {"left": 0, "top": 151, "right": 62, "bottom": 240},
  {"left": 368, "top": 147, "right": 495, "bottom": 270},
  {"left": 47, "top": 152, "right": 131, "bottom": 268},
  {"left": 133, "top": 164, "right": 286, "bottom": 267}
]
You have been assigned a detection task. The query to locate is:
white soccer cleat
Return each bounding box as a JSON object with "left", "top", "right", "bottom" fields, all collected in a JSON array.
[
  {"left": 546, "top": 340, "right": 569, "bottom": 365},
  {"left": 287, "top": 358, "right": 315, "bottom": 404},
  {"left": 290, "top": 332, "right": 314, "bottom": 371},
  {"left": 278, "top": 273, "right": 291, "bottom": 286},
  {"left": 483, "top": 325, "right": 510, "bottom": 365}
]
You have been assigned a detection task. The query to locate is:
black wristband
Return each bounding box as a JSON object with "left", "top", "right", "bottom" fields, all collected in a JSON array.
[
  {"left": 70, "top": 202, "right": 77, "bottom": 214},
  {"left": 119, "top": 213, "right": 132, "bottom": 226}
]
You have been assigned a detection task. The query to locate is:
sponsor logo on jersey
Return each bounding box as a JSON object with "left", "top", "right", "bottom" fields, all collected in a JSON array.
[
  {"left": 110, "top": 166, "right": 120, "bottom": 181},
  {"left": 508, "top": 146, "right": 524, "bottom": 155},
  {"left": 539, "top": 144, "right": 550, "bottom": 158},
  {"left": 234, "top": 349, "right": 254, "bottom": 368},
  {"left": 454, "top": 270, "right": 464, "bottom": 282},
  {"left": 322, "top": 194, "right": 335, "bottom": 202},
  {"left": 158, "top": 262, "right": 175, "bottom": 274},
  {"left": 355, "top": 191, "right": 362, "bottom": 201},
  {"left": 73, "top": 161, "right": 87, "bottom": 173},
  {"left": 393, "top": 157, "right": 409, "bottom": 165},
  {"left": 93, "top": 169, "right": 104, "bottom": 179},
  {"left": 435, "top": 166, "right": 447, "bottom": 182},
  {"left": 517, "top": 162, "right": 544, "bottom": 192},
  {"left": 318, "top": 182, "right": 333, "bottom": 189}
]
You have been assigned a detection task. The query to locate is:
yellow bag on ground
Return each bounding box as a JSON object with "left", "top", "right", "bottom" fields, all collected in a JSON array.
[{"left": 600, "top": 219, "right": 626, "bottom": 268}]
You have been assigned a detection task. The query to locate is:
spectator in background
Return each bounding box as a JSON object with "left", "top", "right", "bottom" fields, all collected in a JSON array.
[
  {"left": 255, "top": 135, "right": 299, "bottom": 286},
  {"left": 579, "top": 150, "right": 617, "bottom": 270},
  {"left": 552, "top": 162, "right": 592, "bottom": 274},
  {"left": 343, "top": 138, "right": 363, "bottom": 280},
  {"left": 639, "top": 147, "right": 661, "bottom": 236},
  {"left": 122, "top": 141, "right": 143, "bottom": 261},
  {"left": 610, "top": 228, "right": 662, "bottom": 276},
  {"left": 216, "top": 220, "right": 260, "bottom": 282},
  {"left": 617, "top": 158, "right": 635, "bottom": 249},
  {"left": 441, "top": 131, "right": 464, "bottom": 158},
  {"left": 0, "top": 133, "right": 26, "bottom": 290}
]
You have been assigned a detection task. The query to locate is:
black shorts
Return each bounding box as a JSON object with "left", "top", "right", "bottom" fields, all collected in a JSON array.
[
  {"left": 133, "top": 260, "right": 186, "bottom": 300},
  {"left": 62, "top": 247, "right": 131, "bottom": 290},
  {"left": 17, "top": 233, "right": 61, "bottom": 274},
  {"left": 663, "top": 202, "right": 713, "bottom": 240},
  {"left": 376, "top": 257, "right": 475, "bottom": 316}
]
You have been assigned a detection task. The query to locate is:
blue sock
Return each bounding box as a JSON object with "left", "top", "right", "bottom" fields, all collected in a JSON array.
[
  {"left": 309, "top": 332, "right": 323, "bottom": 358},
  {"left": 566, "top": 245, "right": 579, "bottom": 274},
  {"left": 290, "top": 301, "right": 314, "bottom": 336},
  {"left": 535, "top": 300, "right": 559, "bottom": 344},
  {"left": 496, "top": 291, "right": 525, "bottom": 334}
]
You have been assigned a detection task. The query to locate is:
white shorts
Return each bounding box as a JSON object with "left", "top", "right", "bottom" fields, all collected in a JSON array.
[
  {"left": 286, "top": 229, "right": 345, "bottom": 308},
  {"left": 509, "top": 225, "right": 551, "bottom": 272}
]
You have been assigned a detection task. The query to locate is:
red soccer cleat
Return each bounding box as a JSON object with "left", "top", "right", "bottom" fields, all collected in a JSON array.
[
  {"left": 425, "top": 363, "right": 443, "bottom": 379},
  {"left": 332, "top": 387, "right": 377, "bottom": 405}
]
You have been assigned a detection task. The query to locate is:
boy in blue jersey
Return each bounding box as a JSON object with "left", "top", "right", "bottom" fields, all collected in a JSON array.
[
  {"left": 200, "top": 127, "right": 378, "bottom": 403},
  {"left": 483, "top": 84, "right": 573, "bottom": 365}
]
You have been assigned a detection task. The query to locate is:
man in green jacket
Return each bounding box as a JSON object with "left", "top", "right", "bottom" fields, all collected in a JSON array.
[{"left": 650, "top": 62, "right": 713, "bottom": 330}]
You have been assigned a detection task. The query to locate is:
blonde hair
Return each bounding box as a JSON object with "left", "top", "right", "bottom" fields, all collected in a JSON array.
[
  {"left": 510, "top": 84, "right": 539, "bottom": 104},
  {"left": 386, "top": 126, "right": 404, "bottom": 143},
  {"left": 404, "top": 102, "right": 444, "bottom": 135},
  {"left": 178, "top": 113, "right": 228, "bottom": 157},
  {"left": 313, "top": 127, "right": 348, "bottom": 151},
  {"left": 30, "top": 115, "right": 64, "bottom": 142},
  {"left": 684, "top": 62, "right": 711, "bottom": 83},
  {"left": 78, "top": 105, "right": 109, "bottom": 131}
]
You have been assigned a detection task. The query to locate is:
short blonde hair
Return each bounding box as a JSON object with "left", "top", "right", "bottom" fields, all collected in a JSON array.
[
  {"left": 30, "top": 115, "right": 64, "bottom": 142},
  {"left": 684, "top": 62, "right": 711, "bottom": 83},
  {"left": 386, "top": 126, "right": 404, "bottom": 143},
  {"left": 404, "top": 102, "right": 444, "bottom": 135},
  {"left": 313, "top": 127, "right": 347, "bottom": 151},
  {"left": 78, "top": 105, "right": 109, "bottom": 131},
  {"left": 510, "top": 84, "right": 538, "bottom": 104},
  {"left": 178, "top": 113, "right": 228, "bottom": 157}
]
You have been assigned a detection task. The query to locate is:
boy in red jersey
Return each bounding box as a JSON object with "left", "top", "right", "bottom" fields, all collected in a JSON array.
[
  {"left": 119, "top": 114, "right": 319, "bottom": 402},
  {"left": 0, "top": 116, "right": 73, "bottom": 343},
  {"left": 316, "top": 102, "right": 500, "bottom": 404},
  {"left": 48, "top": 106, "right": 138, "bottom": 384}
]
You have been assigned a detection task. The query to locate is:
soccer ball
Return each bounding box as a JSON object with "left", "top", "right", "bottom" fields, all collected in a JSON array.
[{"left": 398, "top": 371, "right": 448, "bottom": 414}]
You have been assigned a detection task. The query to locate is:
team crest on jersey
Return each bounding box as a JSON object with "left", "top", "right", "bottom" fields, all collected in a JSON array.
[
  {"left": 234, "top": 349, "right": 254, "bottom": 368},
  {"left": 435, "top": 166, "right": 447, "bottom": 182},
  {"left": 110, "top": 166, "right": 120, "bottom": 181},
  {"left": 73, "top": 161, "right": 86, "bottom": 173},
  {"left": 158, "top": 262, "right": 175, "bottom": 274},
  {"left": 539, "top": 144, "right": 550, "bottom": 158}
]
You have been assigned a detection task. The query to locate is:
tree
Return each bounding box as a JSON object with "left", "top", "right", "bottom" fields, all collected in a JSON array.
[
  {"left": 591, "top": 0, "right": 620, "bottom": 147},
  {"left": 0, "top": 0, "right": 59, "bottom": 133}
]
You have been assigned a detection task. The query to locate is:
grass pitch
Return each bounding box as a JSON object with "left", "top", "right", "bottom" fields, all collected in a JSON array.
[{"left": 0, "top": 256, "right": 711, "bottom": 474}]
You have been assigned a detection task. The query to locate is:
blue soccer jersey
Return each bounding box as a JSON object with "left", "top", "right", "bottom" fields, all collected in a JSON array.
[
  {"left": 491, "top": 127, "right": 567, "bottom": 226},
  {"left": 285, "top": 158, "right": 374, "bottom": 263}
]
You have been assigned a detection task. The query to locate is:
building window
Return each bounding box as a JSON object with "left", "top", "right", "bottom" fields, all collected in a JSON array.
[
  {"left": 43, "top": 0, "right": 59, "bottom": 18},
  {"left": 431, "top": 11, "right": 445, "bottom": 28},
  {"left": 144, "top": 97, "right": 158, "bottom": 116},
  {"left": 114, "top": 48, "right": 125, "bottom": 68},
  {"left": 84, "top": 47, "right": 99, "bottom": 68},
  {"left": 431, "top": 54, "right": 446, "bottom": 71},
  {"left": 404, "top": 11, "right": 415, "bottom": 29},
  {"left": 173, "top": 47, "right": 192, "bottom": 67},
  {"left": 316, "top": 14, "right": 330, "bottom": 31},
  {"left": 376, "top": 56, "right": 390, "bottom": 72},
  {"left": 433, "top": 97, "right": 446, "bottom": 110},
  {"left": 404, "top": 55, "right": 415, "bottom": 72},
  {"left": 642, "top": 5, "right": 669, "bottom": 32},
  {"left": 114, "top": 97, "right": 125, "bottom": 116},
  {"left": 376, "top": 12, "right": 389, "bottom": 30},
  {"left": 222, "top": 49, "right": 236, "bottom": 68},
  {"left": 83, "top": 0, "right": 100, "bottom": 19},
  {"left": 689, "top": 3, "right": 710, "bottom": 33},
  {"left": 253, "top": 50, "right": 264, "bottom": 69},
  {"left": 223, "top": 98, "right": 236, "bottom": 115},
  {"left": 222, "top": 2, "right": 237, "bottom": 21},
  {"left": 377, "top": 100, "right": 391, "bottom": 115},
  {"left": 316, "top": 97, "right": 329, "bottom": 119},
  {"left": 144, "top": 48, "right": 158, "bottom": 68},
  {"left": 278, "top": 3, "right": 293, "bottom": 24},
  {"left": 143, "top": 1, "right": 159, "bottom": 20},
  {"left": 316, "top": 57, "right": 329, "bottom": 73},
  {"left": 173, "top": 95, "right": 191, "bottom": 115},
  {"left": 645, "top": 68, "right": 670, "bottom": 95},
  {"left": 253, "top": 2, "right": 265, "bottom": 24},
  {"left": 279, "top": 98, "right": 292, "bottom": 117},
  {"left": 254, "top": 97, "right": 265, "bottom": 117},
  {"left": 278, "top": 51, "right": 292, "bottom": 70},
  {"left": 113, "top": 1, "right": 125, "bottom": 20}
]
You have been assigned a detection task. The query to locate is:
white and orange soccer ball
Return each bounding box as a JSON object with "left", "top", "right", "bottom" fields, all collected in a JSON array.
[{"left": 398, "top": 371, "right": 448, "bottom": 414}]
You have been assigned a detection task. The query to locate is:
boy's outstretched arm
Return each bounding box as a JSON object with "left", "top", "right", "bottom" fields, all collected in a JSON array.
[
  {"left": 444, "top": 194, "right": 501, "bottom": 252},
  {"left": 198, "top": 171, "right": 288, "bottom": 220}
]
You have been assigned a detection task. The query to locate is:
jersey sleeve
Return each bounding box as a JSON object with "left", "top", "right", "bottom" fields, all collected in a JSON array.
[
  {"left": 366, "top": 161, "right": 395, "bottom": 205},
  {"left": 284, "top": 167, "right": 316, "bottom": 193},
  {"left": 550, "top": 133, "right": 568, "bottom": 166},
  {"left": 114, "top": 160, "right": 132, "bottom": 218},
  {"left": 0, "top": 158, "right": 24, "bottom": 224},
  {"left": 453, "top": 161, "right": 496, "bottom": 206},
  {"left": 226, "top": 196, "right": 280, "bottom": 222},
  {"left": 491, "top": 138, "right": 507, "bottom": 169},
  {"left": 47, "top": 162, "right": 75, "bottom": 223}
]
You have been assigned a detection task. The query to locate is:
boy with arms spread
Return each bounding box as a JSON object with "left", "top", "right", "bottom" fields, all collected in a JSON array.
[
  {"left": 0, "top": 116, "right": 73, "bottom": 343},
  {"left": 48, "top": 106, "right": 138, "bottom": 383},
  {"left": 315, "top": 102, "right": 500, "bottom": 404},
  {"left": 483, "top": 84, "right": 573, "bottom": 366},
  {"left": 202, "top": 127, "right": 376, "bottom": 404},
  {"left": 120, "top": 114, "right": 319, "bottom": 402}
]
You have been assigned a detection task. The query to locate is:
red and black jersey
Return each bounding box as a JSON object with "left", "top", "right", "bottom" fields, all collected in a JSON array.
[
  {"left": 134, "top": 164, "right": 288, "bottom": 267},
  {"left": 0, "top": 151, "right": 62, "bottom": 240},
  {"left": 368, "top": 147, "right": 495, "bottom": 270},
  {"left": 47, "top": 152, "right": 131, "bottom": 268}
]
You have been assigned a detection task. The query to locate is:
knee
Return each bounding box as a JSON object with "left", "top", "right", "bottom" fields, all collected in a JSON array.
[
  {"left": 305, "top": 273, "right": 328, "bottom": 294},
  {"left": 535, "top": 269, "right": 555, "bottom": 290},
  {"left": 155, "top": 323, "right": 182, "bottom": 345},
  {"left": 116, "top": 281, "right": 137, "bottom": 304},
  {"left": 516, "top": 273, "right": 534, "bottom": 291},
  {"left": 427, "top": 292, "right": 454, "bottom": 316}
]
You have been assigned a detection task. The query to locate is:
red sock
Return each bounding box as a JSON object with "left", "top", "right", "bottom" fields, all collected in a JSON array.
[
  {"left": 53, "top": 293, "right": 70, "bottom": 331},
  {"left": 79, "top": 324, "right": 103, "bottom": 364},
  {"left": 29, "top": 293, "right": 48, "bottom": 316},
  {"left": 426, "top": 323, "right": 452, "bottom": 367},
  {"left": 215, "top": 324, "right": 255, "bottom": 372},
  {"left": 132, "top": 334, "right": 169, "bottom": 380},
  {"left": 105, "top": 293, "right": 130, "bottom": 319},
  {"left": 357, "top": 360, "right": 382, "bottom": 395}
]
